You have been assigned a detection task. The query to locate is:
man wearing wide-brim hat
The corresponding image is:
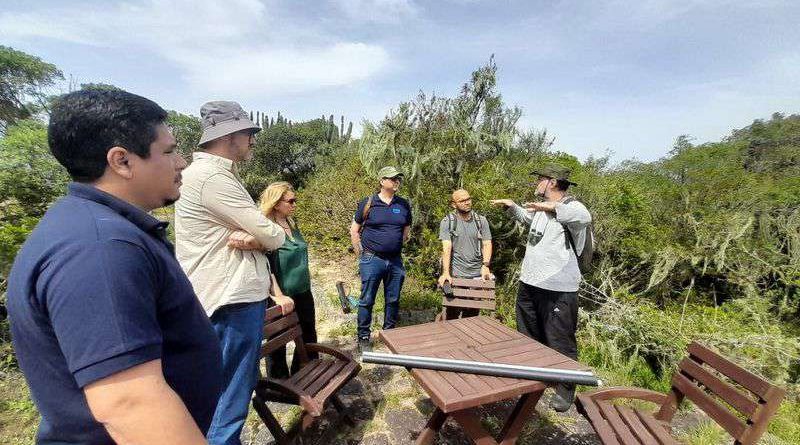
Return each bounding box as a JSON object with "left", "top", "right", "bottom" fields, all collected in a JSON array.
[
  {"left": 491, "top": 162, "right": 592, "bottom": 413},
  {"left": 175, "top": 101, "right": 289, "bottom": 445},
  {"left": 349, "top": 166, "right": 412, "bottom": 352}
]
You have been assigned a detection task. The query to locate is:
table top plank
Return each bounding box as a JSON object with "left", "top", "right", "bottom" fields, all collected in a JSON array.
[
  {"left": 451, "top": 317, "right": 505, "bottom": 344},
  {"left": 380, "top": 317, "right": 588, "bottom": 413},
  {"left": 471, "top": 316, "right": 516, "bottom": 341},
  {"left": 445, "top": 350, "right": 494, "bottom": 393},
  {"left": 443, "top": 319, "right": 494, "bottom": 346}
]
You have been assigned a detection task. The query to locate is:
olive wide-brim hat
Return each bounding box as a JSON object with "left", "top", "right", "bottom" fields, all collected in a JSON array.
[
  {"left": 531, "top": 163, "right": 578, "bottom": 186},
  {"left": 198, "top": 101, "right": 260, "bottom": 146}
]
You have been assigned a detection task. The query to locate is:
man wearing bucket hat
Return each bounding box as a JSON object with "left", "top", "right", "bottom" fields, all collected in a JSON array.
[
  {"left": 491, "top": 163, "right": 592, "bottom": 412},
  {"left": 175, "top": 101, "right": 288, "bottom": 444},
  {"left": 349, "top": 166, "right": 412, "bottom": 352}
]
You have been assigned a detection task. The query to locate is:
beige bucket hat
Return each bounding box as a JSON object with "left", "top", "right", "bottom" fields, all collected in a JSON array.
[{"left": 198, "top": 101, "right": 260, "bottom": 146}]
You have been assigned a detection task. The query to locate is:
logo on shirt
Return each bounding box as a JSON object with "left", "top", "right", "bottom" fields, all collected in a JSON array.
[{"left": 392, "top": 208, "right": 401, "bottom": 214}]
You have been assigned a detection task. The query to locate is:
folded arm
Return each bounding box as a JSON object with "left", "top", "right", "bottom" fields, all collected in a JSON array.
[{"left": 202, "top": 174, "right": 285, "bottom": 251}]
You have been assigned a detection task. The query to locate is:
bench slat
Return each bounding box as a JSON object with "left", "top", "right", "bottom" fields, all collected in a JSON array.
[
  {"left": 451, "top": 288, "right": 496, "bottom": 299},
  {"left": 635, "top": 409, "right": 679, "bottom": 445},
  {"left": 305, "top": 359, "right": 346, "bottom": 396},
  {"left": 261, "top": 325, "right": 303, "bottom": 355},
  {"left": 672, "top": 372, "right": 747, "bottom": 440},
  {"left": 598, "top": 400, "right": 642, "bottom": 445},
  {"left": 264, "top": 312, "right": 299, "bottom": 338},
  {"left": 450, "top": 278, "right": 495, "bottom": 289},
  {"left": 441, "top": 297, "right": 496, "bottom": 310},
  {"left": 618, "top": 405, "right": 658, "bottom": 445},
  {"left": 679, "top": 357, "right": 758, "bottom": 418},
  {"left": 687, "top": 342, "right": 774, "bottom": 400},
  {"left": 295, "top": 359, "right": 334, "bottom": 391},
  {"left": 577, "top": 394, "right": 621, "bottom": 445}
]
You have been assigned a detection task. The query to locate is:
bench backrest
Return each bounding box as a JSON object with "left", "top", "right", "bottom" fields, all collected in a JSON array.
[
  {"left": 261, "top": 305, "right": 309, "bottom": 365},
  {"left": 442, "top": 278, "right": 496, "bottom": 316},
  {"left": 658, "top": 342, "right": 785, "bottom": 445}
]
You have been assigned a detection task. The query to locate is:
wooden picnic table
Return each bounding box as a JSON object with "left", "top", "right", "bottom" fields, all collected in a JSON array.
[{"left": 379, "top": 316, "right": 588, "bottom": 445}]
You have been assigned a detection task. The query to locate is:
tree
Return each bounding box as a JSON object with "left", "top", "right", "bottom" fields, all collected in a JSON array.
[
  {"left": 358, "top": 56, "right": 524, "bottom": 229},
  {"left": 0, "top": 119, "right": 68, "bottom": 216},
  {"left": 239, "top": 117, "right": 339, "bottom": 196},
  {"left": 0, "top": 46, "right": 63, "bottom": 132},
  {"left": 0, "top": 119, "right": 68, "bottom": 276},
  {"left": 166, "top": 111, "right": 202, "bottom": 162},
  {"left": 79, "top": 82, "right": 121, "bottom": 91}
]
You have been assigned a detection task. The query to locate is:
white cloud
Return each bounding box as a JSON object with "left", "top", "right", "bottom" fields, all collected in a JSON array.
[
  {"left": 0, "top": 0, "right": 389, "bottom": 96},
  {"left": 330, "top": 0, "right": 419, "bottom": 24}
]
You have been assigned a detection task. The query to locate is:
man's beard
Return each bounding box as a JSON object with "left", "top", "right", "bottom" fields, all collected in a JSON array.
[{"left": 457, "top": 208, "right": 471, "bottom": 216}]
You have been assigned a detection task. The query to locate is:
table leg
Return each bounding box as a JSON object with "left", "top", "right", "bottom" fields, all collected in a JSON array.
[
  {"left": 416, "top": 408, "right": 448, "bottom": 445},
  {"left": 498, "top": 391, "right": 544, "bottom": 445},
  {"left": 451, "top": 409, "right": 499, "bottom": 445}
]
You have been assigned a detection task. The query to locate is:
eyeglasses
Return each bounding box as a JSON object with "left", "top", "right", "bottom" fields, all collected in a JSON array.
[
  {"left": 383, "top": 177, "right": 403, "bottom": 183},
  {"left": 281, "top": 198, "right": 297, "bottom": 205},
  {"left": 455, "top": 197, "right": 472, "bottom": 203}
]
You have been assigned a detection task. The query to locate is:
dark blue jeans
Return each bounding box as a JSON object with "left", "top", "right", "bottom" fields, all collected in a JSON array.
[
  {"left": 207, "top": 299, "right": 266, "bottom": 445},
  {"left": 358, "top": 252, "right": 405, "bottom": 340}
]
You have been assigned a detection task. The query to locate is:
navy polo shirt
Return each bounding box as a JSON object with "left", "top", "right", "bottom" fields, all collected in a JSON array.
[
  {"left": 6, "top": 183, "right": 223, "bottom": 444},
  {"left": 354, "top": 194, "right": 412, "bottom": 256}
]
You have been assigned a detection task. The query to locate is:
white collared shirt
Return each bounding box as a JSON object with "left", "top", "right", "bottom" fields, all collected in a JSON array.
[{"left": 175, "top": 152, "right": 285, "bottom": 316}]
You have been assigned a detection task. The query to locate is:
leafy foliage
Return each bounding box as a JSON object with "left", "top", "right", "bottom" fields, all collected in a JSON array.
[
  {"left": 166, "top": 110, "right": 202, "bottom": 162},
  {"left": 0, "top": 46, "right": 62, "bottom": 132},
  {"left": 240, "top": 117, "right": 342, "bottom": 197}
]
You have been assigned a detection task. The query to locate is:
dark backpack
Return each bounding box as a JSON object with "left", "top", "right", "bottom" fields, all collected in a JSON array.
[{"left": 561, "top": 197, "right": 596, "bottom": 274}]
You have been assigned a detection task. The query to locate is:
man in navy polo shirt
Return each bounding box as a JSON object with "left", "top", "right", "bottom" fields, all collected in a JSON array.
[
  {"left": 349, "top": 166, "right": 412, "bottom": 352},
  {"left": 6, "top": 89, "right": 223, "bottom": 444}
]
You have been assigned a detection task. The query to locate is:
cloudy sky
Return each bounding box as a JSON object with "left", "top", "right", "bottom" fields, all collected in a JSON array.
[{"left": 2, "top": 0, "right": 798, "bottom": 161}]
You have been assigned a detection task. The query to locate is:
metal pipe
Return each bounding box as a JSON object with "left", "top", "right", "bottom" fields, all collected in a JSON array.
[{"left": 362, "top": 351, "right": 602, "bottom": 386}]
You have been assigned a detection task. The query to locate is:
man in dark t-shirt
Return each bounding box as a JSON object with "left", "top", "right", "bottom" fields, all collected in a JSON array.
[
  {"left": 349, "top": 166, "right": 412, "bottom": 351},
  {"left": 6, "top": 90, "right": 222, "bottom": 444}
]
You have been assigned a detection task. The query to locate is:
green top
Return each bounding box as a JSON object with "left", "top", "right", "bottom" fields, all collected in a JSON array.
[{"left": 268, "top": 226, "right": 311, "bottom": 296}]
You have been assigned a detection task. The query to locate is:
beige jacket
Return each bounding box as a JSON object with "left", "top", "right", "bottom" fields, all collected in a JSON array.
[{"left": 175, "top": 152, "right": 285, "bottom": 316}]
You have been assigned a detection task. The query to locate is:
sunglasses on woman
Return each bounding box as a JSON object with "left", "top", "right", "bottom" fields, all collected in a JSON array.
[{"left": 281, "top": 198, "right": 298, "bottom": 205}]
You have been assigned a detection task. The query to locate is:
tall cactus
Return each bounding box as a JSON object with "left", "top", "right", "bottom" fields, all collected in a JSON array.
[{"left": 344, "top": 122, "right": 353, "bottom": 142}]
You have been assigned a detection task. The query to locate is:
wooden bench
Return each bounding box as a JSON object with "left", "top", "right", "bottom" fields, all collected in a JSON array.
[
  {"left": 436, "top": 278, "right": 496, "bottom": 321},
  {"left": 252, "top": 305, "right": 361, "bottom": 444},
  {"left": 576, "top": 342, "right": 786, "bottom": 445}
]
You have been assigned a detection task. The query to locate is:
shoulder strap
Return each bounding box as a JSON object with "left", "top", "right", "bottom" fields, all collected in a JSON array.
[
  {"left": 475, "top": 212, "right": 484, "bottom": 239},
  {"left": 362, "top": 195, "right": 374, "bottom": 222},
  {"left": 447, "top": 212, "right": 457, "bottom": 236},
  {"left": 358, "top": 195, "right": 374, "bottom": 235}
]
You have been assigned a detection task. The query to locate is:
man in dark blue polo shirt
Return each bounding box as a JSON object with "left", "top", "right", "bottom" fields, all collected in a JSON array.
[
  {"left": 6, "top": 89, "right": 222, "bottom": 444},
  {"left": 349, "top": 166, "right": 412, "bottom": 351}
]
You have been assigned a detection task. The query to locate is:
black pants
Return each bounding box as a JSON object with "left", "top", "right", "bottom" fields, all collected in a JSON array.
[
  {"left": 267, "top": 289, "right": 318, "bottom": 379},
  {"left": 445, "top": 306, "right": 479, "bottom": 319},
  {"left": 516, "top": 282, "right": 578, "bottom": 396}
]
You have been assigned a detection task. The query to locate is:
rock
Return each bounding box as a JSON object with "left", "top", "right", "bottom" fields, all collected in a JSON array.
[{"left": 384, "top": 407, "right": 427, "bottom": 443}]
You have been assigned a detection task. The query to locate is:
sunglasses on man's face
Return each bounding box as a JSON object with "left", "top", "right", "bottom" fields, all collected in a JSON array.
[
  {"left": 383, "top": 177, "right": 402, "bottom": 183},
  {"left": 281, "top": 198, "right": 298, "bottom": 205},
  {"left": 455, "top": 197, "right": 472, "bottom": 203}
]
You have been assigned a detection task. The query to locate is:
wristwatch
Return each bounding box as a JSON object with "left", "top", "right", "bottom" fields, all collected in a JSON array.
[{"left": 482, "top": 261, "right": 490, "bottom": 267}]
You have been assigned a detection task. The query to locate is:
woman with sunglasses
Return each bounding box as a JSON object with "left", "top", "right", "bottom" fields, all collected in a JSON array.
[
  {"left": 263, "top": 181, "right": 318, "bottom": 377},
  {"left": 229, "top": 181, "right": 317, "bottom": 378}
]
